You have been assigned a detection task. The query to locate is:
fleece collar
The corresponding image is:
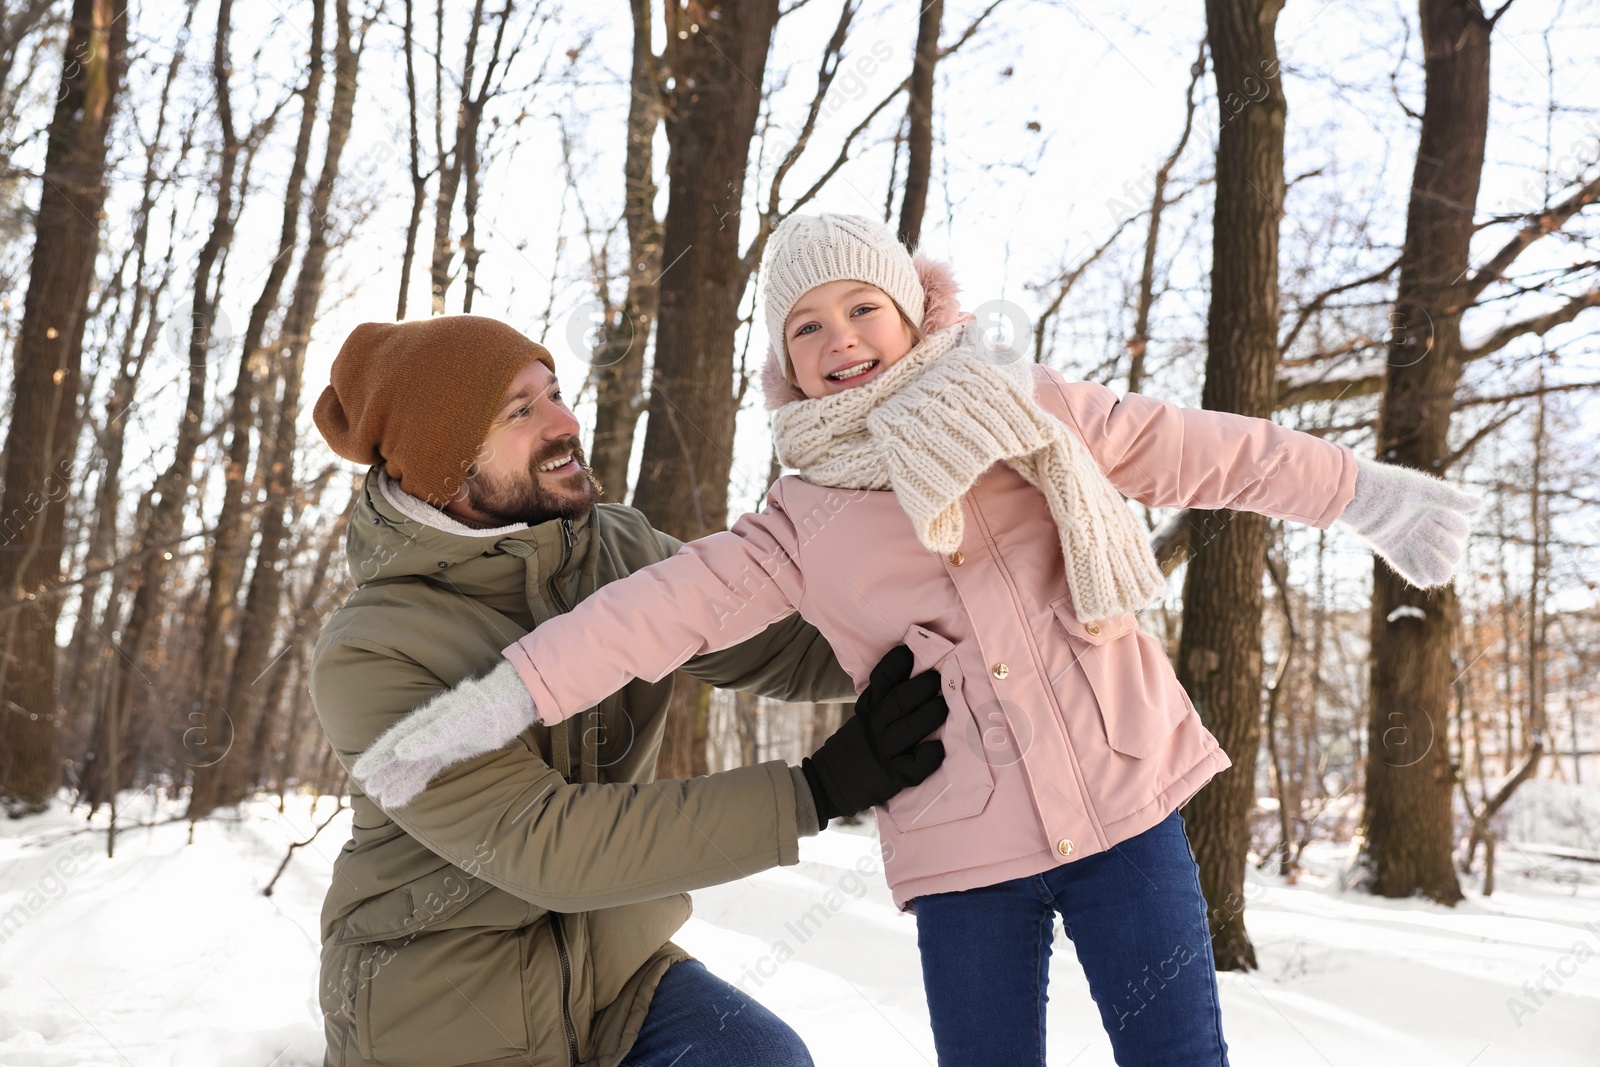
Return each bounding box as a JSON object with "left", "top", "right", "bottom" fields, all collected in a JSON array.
[{"left": 348, "top": 465, "right": 592, "bottom": 588}]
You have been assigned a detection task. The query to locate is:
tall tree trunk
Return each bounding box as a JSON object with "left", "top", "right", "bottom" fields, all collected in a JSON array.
[
  {"left": 190, "top": 0, "right": 325, "bottom": 810},
  {"left": 0, "top": 0, "right": 128, "bottom": 811},
  {"left": 586, "top": 0, "right": 662, "bottom": 504},
  {"left": 630, "top": 0, "right": 781, "bottom": 779},
  {"left": 1357, "top": 0, "right": 1491, "bottom": 905},
  {"left": 896, "top": 0, "right": 940, "bottom": 249},
  {"left": 428, "top": 0, "right": 498, "bottom": 314},
  {"left": 460, "top": 120, "right": 482, "bottom": 313},
  {"left": 62, "top": 12, "right": 191, "bottom": 773},
  {"left": 1175, "top": 0, "right": 1285, "bottom": 972},
  {"left": 248, "top": 496, "right": 349, "bottom": 784},
  {"left": 112, "top": 0, "right": 238, "bottom": 801},
  {"left": 190, "top": 0, "right": 361, "bottom": 818},
  {"left": 396, "top": 0, "right": 427, "bottom": 318}
]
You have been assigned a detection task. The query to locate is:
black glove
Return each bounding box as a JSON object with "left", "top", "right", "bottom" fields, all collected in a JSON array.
[{"left": 800, "top": 644, "right": 948, "bottom": 824}]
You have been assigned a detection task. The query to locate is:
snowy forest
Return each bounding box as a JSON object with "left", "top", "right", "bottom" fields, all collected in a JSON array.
[{"left": 0, "top": 0, "right": 1597, "bottom": 1063}]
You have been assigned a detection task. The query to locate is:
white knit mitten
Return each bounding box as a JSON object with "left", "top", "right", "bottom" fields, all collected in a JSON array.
[
  {"left": 350, "top": 660, "right": 538, "bottom": 808},
  {"left": 1336, "top": 456, "right": 1481, "bottom": 588}
]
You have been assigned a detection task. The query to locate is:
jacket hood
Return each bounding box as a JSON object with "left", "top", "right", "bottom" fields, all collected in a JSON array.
[
  {"left": 760, "top": 254, "right": 967, "bottom": 411},
  {"left": 344, "top": 464, "right": 591, "bottom": 588}
]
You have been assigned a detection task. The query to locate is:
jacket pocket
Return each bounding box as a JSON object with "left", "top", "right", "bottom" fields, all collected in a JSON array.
[
  {"left": 585, "top": 893, "right": 692, "bottom": 1010},
  {"left": 1050, "top": 596, "right": 1184, "bottom": 759},
  {"left": 354, "top": 927, "right": 532, "bottom": 1065},
  {"left": 882, "top": 625, "right": 996, "bottom": 832},
  {"left": 1048, "top": 595, "right": 1137, "bottom": 646}
]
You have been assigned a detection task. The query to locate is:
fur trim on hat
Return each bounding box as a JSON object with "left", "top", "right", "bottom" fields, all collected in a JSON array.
[{"left": 761, "top": 255, "right": 964, "bottom": 412}]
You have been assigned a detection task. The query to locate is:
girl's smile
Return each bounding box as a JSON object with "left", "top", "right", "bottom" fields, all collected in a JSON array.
[{"left": 786, "top": 280, "right": 918, "bottom": 398}]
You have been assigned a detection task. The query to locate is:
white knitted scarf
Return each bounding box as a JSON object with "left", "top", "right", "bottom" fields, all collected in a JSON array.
[{"left": 770, "top": 323, "right": 1166, "bottom": 621}]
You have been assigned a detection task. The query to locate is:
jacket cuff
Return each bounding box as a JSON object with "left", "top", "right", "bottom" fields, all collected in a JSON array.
[
  {"left": 500, "top": 640, "right": 567, "bottom": 725},
  {"left": 789, "top": 765, "right": 821, "bottom": 838},
  {"left": 1312, "top": 444, "right": 1363, "bottom": 528}
]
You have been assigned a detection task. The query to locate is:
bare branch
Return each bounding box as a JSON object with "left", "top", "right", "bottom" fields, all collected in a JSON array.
[
  {"left": 1441, "top": 406, "right": 1520, "bottom": 471},
  {"left": 741, "top": 75, "right": 910, "bottom": 280},
  {"left": 1031, "top": 215, "right": 1139, "bottom": 365},
  {"left": 1464, "top": 286, "right": 1600, "bottom": 361},
  {"left": 1465, "top": 172, "right": 1600, "bottom": 303},
  {"left": 758, "top": 1, "right": 858, "bottom": 231},
  {"left": 1279, "top": 255, "right": 1401, "bottom": 357},
  {"left": 1127, "top": 34, "right": 1206, "bottom": 393},
  {"left": 936, "top": 0, "right": 1007, "bottom": 60}
]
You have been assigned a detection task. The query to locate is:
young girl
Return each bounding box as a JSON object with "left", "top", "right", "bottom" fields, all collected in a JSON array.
[{"left": 355, "top": 213, "right": 1477, "bottom": 1064}]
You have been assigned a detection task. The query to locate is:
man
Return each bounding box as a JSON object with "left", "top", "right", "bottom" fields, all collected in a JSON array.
[{"left": 308, "top": 315, "right": 946, "bottom": 1067}]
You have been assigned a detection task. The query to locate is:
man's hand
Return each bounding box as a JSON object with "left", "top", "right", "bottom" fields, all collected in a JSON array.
[
  {"left": 800, "top": 645, "right": 948, "bottom": 824},
  {"left": 351, "top": 660, "right": 538, "bottom": 808},
  {"left": 1337, "top": 455, "right": 1482, "bottom": 589}
]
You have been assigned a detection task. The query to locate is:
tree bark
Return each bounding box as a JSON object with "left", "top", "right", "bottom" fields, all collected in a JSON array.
[
  {"left": 429, "top": 0, "right": 486, "bottom": 313},
  {"left": 586, "top": 0, "right": 662, "bottom": 504},
  {"left": 396, "top": 0, "right": 427, "bottom": 318},
  {"left": 1175, "top": 0, "right": 1285, "bottom": 972},
  {"left": 631, "top": 0, "right": 781, "bottom": 778},
  {"left": 0, "top": 0, "right": 128, "bottom": 811},
  {"left": 1358, "top": 0, "right": 1492, "bottom": 905},
  {"left": 248, "top": 495, "right": 348, "bottom": 785},
  {"left": 896, "top": 0, "right": 940, "bottom": 250},
  {"left": 64, "top": 14, "right": 192, "bottom": 804},
  {"left": 427, "top": 0, "right": 512, "bottom": 315}
]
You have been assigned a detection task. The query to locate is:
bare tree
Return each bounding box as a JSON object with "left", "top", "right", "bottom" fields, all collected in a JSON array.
[
  {"left": 188, "top": 0, "right": 328, "bottom": 818},
  {"left": 584, "top": 0, "right": 663, "bottom": 504},
  {"left": 396, "top": 0, "right": 431, "bottom": 318},
  {"left": 1128, "top": 37, "right": 1207, "bottom": 396},
  {"left": 1176, "top": 0, "right": 1287, "bottom": 972},
  {"left": 1356, "top": 0, "right": 1500, "bottom": 904},
  {"left": 108, "top": 0, "right": 243, "bottom": 804},
  {"left": 68, "top": 7, "right": 197, "bottom": 813},
  {"left": 0, "top": 0, "right": 129, "bottom": 811},
  {"left": 896, "top": 0, "right": 939, "bottom": 248},
  {"left": 427, "top": 0, "right": 519, "bottom": 314},
  {"left": 630, "top": 0, "right": 784, "bottom": 777},
  {"left": 1458, "top": 370, "right": 1551, "bottom": 895},
  {"left": 190, "top": 0, "right": 369, "bottom": 818}
]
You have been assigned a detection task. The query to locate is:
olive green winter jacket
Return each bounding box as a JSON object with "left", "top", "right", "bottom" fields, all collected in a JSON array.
[{"left": 310, "top": 466, "right": 853, "bottom": 1067}]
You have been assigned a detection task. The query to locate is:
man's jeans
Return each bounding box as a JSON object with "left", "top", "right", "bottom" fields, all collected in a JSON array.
[
  {"left": 914, "top": 809, "right": 1229, "bottom": 1066},
  {"left": 619, "top": 959, "right": 813, "bottom": 1066}
]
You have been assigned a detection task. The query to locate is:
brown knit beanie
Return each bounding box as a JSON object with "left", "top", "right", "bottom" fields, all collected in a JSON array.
[{"left": 313, "top": 315, "right": 555, "bottom": 507}]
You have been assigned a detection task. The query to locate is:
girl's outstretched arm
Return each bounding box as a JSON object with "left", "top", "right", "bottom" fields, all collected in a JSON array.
[
  {"left": 1032, "top": 366, "right": 1478, "bottom": 587},
  {"left": 502, "top": 499, "right": 808, "bottom": 725},
  {"left": 351, "top": 495, "right": 808, "bottom": 807},
  {"left": 1033, "top": 365, "right": 1359, "bottom": 526}
]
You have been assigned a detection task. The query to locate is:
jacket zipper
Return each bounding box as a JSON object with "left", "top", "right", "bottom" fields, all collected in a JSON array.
[
  {"left": 546, "top": 517, "right": 575, "bottom": 613},
  {"left": 964, "top": 491, "right": 1110, "bottom": 850},
  {"left": 550, "top": 916, "right": 581, "bottom": 1066}
]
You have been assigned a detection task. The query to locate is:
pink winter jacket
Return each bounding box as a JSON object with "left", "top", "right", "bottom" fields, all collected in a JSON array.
[{"left": 502, "top": 366, "right": 1359, "bottom": 908}]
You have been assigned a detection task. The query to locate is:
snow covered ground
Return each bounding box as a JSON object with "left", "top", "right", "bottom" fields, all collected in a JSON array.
[{"left": 1, "top": 789, "right": 1597, "bottom": 1066}]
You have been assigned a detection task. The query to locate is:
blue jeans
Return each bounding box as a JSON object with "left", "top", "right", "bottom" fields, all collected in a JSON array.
[
  {"left": 914, "top": 809, "right": 1228, "bottom": 1066},
  {"left": 619, "top": 959, "right": 813, "bottom": 1066}
]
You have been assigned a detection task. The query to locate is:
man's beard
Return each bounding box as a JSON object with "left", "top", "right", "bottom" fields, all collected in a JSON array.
[{"left": 465, "top": 435, "right": 602, "bottom": 527}]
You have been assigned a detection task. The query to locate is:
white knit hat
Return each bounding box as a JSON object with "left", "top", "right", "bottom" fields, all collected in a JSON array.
[{"left": 760, "top": 213, "right": 925, "bottom": 367}]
